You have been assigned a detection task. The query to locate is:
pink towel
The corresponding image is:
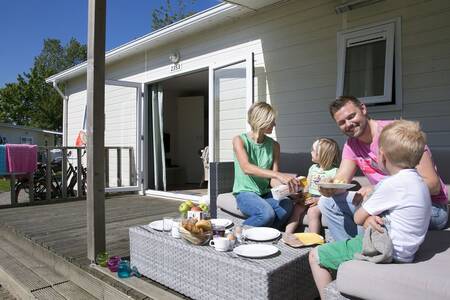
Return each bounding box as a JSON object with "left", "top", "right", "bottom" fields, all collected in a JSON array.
[{"left": 6, "top": 144, "right": 38, "bottom": 173}]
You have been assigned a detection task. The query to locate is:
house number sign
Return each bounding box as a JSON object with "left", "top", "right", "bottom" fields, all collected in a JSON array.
[{"left": 170, "top": 63, "right": 182, "bottom": 72}]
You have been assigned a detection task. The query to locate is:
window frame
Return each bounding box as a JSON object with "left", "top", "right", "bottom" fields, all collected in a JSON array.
[
  {"left": 20, "top": 136, "right": 33, "bottom": 144},
  {"left": 336, "top": 18, "right": 402, "bottom": 110}
]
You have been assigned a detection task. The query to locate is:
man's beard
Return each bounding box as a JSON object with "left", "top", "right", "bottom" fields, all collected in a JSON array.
[{"left": 344, "top": 119, "right": 367, "bottom": 138}]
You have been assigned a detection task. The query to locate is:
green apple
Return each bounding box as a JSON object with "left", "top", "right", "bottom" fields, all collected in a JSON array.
[
  {"left": 179, "top": 202, "right": 190, "bottom": 214},
  {"left": 184, "top": 200, "right": 194, "bottom": 208},
  {"left": 199, "top": 203, "right": 209, "bottom": 212}
]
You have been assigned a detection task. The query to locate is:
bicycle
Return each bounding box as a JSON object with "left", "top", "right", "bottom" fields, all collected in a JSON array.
[
  {"left": 66, "top": 159, "right": 87, "bottom": 197},
  {"left": 14, "top": 161, "right": 62, "bottom": 201}
]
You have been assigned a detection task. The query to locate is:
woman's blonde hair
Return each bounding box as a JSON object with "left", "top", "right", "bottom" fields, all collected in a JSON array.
[
  {"left": 247, "top": 102, "right": 276, "bottom": 134},
  {"left": 315, "top": 138, "right": 340, "bottom": 170},
  {"left": 379, "top": 120, "right": 426, "bottom": 168}
]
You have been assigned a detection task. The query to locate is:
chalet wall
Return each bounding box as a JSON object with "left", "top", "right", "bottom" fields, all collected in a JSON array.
[
  {"left": 66, "top": 77, "right": 137, "bottom": 187},
  {"left": 0, "top": 126, "right": 57, "bottom": 147},
  {"left": 64, "top": 0, "right": 450, "bottom": 181}
]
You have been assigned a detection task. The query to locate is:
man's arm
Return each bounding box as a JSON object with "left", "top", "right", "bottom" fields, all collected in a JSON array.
[
  {"left": 416, "top": 150, "right": 441, "bottom": 195},
  {"left": 319, "top": 159, "right": 358, "bottom": 197},
  {"left": 335, "top": 159, "right": 358, "bottom": 183}
]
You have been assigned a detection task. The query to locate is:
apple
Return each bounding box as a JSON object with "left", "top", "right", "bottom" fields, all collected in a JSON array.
[
  {"left": 184, "top": 200, "right": 194, "bottom": 208},
  {"left": 179, "top": 202, "right": 190, "bottom": 214},
  {"left": 190, "top": 206, "right": 202, "bottom": 212},
  {"left": 199, "top": 203, "right": 209, "bottom": 212}
]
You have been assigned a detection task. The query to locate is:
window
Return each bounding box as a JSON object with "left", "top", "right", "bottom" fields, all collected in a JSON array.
[
  {"left": 337, "top": 18, "right": 402, "bottom": 106},
  {"left": 20, "top": 136, "right": 33, "bottom": 144}
]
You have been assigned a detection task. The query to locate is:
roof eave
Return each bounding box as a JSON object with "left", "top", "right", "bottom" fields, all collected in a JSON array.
[{"left": 46, "top": 2, "right": 249, "bottom": 84}]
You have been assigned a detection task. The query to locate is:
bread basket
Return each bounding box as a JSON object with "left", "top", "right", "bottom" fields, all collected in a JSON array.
[{"left": 179, "top": 226, "right": 212, "bottom": 245}]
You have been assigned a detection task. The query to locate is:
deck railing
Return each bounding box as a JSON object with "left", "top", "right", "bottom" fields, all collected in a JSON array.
[{"left": 5, "top": 146, "right": 136, "bottom": 205}]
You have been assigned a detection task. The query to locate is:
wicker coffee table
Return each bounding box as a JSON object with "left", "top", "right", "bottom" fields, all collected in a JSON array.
[{"left": 130, "top": 225, "right": 318, "bottom": 300}]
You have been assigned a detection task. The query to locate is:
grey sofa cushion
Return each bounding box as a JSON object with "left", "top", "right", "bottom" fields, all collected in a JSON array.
[
  {"left": 337, "top": 228, "right": 450, "bottom": 300},
  {"left": 217, "top": 193, "right": 246, "bottom": 218}
]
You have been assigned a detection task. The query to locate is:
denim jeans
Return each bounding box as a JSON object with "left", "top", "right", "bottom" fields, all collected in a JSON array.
[
  {"left": 318, "top": 191, "right": 364, "bottom": 242},
  {"left": 235, "top": 191, "right": 293, "bottom": 229},
  {"left": 429, "top": 202, "right": 449, "bottom": 230}
]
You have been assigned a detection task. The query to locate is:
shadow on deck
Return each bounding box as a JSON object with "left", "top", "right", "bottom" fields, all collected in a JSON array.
[{"left": 0, "top": 194, "right": 186, "bottom": 299}]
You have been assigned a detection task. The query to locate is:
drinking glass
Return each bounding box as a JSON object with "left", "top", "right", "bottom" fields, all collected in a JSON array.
[
  {"left": 95, "top": 251, "right": 109, "bottom": 267},
  {"left": 171, "top": 218, "right": 181, "bottom": 238},
  {"left": 107, "top": 256, "right": 121, "bottom": 272},
  {"left": 234, "top": 226, "right": 243, "bottom": 243},
  {"left": 163, "top": 217, "right": 174, "bottom": 233},
  {"left": 117, "top": 260, "right": 131, "bottom": 278}
]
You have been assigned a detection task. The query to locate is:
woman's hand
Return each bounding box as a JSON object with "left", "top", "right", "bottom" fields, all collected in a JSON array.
[{"left": 276, "top": 172, "right": 299, "bottom": 193}]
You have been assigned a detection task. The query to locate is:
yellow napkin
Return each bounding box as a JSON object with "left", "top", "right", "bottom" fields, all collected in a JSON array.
[{"left": 293, "top": 233, "right": 325, "bottom": 246}]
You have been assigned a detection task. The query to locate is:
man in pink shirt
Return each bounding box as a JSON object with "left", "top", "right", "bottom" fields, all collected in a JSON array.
[{"left": 318, "top": 96, "right": 448, "bottom": 241}]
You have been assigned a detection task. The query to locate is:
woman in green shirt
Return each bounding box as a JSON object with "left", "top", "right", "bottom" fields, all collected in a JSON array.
[{"left": 233, "top": 102, "right": 298, "bottom": 228}]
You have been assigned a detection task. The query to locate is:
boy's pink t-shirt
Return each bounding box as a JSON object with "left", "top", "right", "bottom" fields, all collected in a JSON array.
[{"left": 342, "top": 120, "right": 448, "bottom": 204}]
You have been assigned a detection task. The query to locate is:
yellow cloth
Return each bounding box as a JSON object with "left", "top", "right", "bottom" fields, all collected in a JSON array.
[{"left": 294, "top": 233, "right": 325, "bottom": 245}]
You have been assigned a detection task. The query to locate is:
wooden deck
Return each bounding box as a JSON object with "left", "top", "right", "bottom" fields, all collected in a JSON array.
[{"left": 0, "top": 194, "right": 181, "bottom": 268}]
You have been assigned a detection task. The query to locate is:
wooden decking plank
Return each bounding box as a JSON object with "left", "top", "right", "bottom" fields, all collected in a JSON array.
[
  {"left": 0, "top": 248, "right": 52, "bottom": 291},
  {"left": 53, "top": 281, "right": 97, "bottom": 300},
  {"left": 0, "top": 286, "right": 16, "bottom": 300},
  {"left": 32, "top": 287, "right": 66, "bottom": 300},
  {"left": 0, "top": 239, "right": 67, "bottom": 286},
  {"left": 0, "top": 194, "right": 188, "bottom": 299}
]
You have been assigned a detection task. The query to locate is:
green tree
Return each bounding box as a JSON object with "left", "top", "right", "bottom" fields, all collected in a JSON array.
[
  {"left": 152, "top": 0, "right": 197, "bottom": 31},
  {"left": 0, "top": 38, "right": 86, "bottom": 131}
]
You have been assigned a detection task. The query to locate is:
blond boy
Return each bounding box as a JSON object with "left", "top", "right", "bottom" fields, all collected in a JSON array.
[{"left": 309, "top": 120, "right": 431, "bottom": 299}]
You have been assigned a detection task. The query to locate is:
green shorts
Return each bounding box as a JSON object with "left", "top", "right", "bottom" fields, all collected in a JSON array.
[{"left": 317, "top": 235, "right": 363, "bottom": 270}]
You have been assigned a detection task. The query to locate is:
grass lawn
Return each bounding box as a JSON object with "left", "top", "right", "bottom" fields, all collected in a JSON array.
[{"left": 0, "top": 179, "right": 10, "bottom": 192}]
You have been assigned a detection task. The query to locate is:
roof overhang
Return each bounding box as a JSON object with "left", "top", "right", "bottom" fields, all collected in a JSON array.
[
  {"left": 222, "top": 0, "right": 286, "bottom": 10},
  {"left": 46, "top": 2, "right": 253, "bottom": 84},
  {"left": 0, "top": 123, "right": 62, "bottom": 135}
]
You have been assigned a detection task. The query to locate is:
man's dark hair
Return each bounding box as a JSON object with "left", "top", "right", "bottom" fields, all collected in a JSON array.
[{"left": 329, "top": 96, "right": 363, "bottom": 119}]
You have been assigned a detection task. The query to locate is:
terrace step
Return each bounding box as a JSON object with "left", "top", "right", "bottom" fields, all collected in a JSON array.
[
  {"left": 0, "top": 226, "right": 140, "bottom": 300},
  {"left": 0, "top": 238, "right": 97, "bottom": 300}
]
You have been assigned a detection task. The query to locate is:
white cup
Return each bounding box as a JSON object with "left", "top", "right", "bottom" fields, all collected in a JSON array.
[{"left": 209, "top": 237, "right": 231, "bottom": 251}]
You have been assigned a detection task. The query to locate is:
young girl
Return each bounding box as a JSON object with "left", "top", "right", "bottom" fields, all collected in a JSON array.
[{"left": 286, "top": 138, "right": 340, "bottom": 234}]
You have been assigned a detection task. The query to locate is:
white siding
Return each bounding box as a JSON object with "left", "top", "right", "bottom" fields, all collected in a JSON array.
[
  {"left": 66, "top": 77, "right": 138, "bottom": 187},
  {"left": 64, "top": 0, "right": 450, "bottom": 181},
  {"left": 0, "top": 127, "right": 57, "bottom": 147}
]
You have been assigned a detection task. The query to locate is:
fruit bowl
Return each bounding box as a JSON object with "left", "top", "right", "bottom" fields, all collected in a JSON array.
[{"left": 179, "top": 225, "right": 212, "bottom": 246}]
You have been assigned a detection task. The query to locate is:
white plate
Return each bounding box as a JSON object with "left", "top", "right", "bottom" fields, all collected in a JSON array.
[
  {"left": 210, "top": 218, "right": 233, "bottom": 228},
  {"left": 243, "top": 227, "right": 281, "bottom": 241},
  {"left": 149, "top": 220, "right": 172, "bottom": 231},
  {"left": 317, "top": 183, "right": 356, "bottom": 190},
  {"left": 233, "top": 244, "right": 279, "bottom": 258}
]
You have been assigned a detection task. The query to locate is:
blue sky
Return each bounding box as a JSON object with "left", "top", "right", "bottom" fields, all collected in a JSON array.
[{"left": 0, "top": 0, "right": 220, "bottom": 88}]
